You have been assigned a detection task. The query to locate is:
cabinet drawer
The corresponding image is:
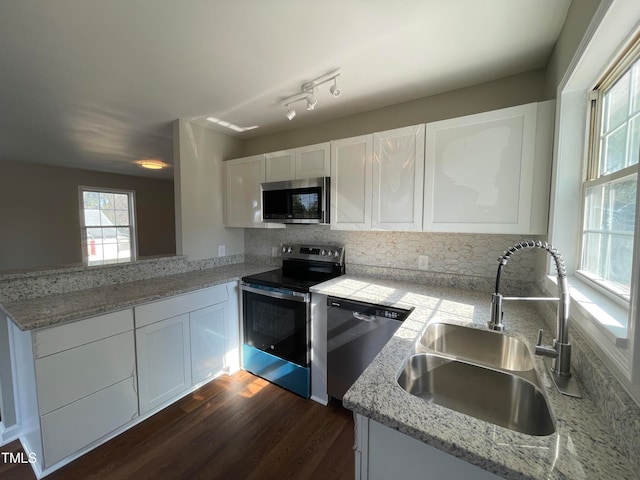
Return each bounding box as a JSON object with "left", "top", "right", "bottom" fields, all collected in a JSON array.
[
  {"left": 134, "top": 285, "right": 229, "bottom": 328},
  {"left": 41, "top": 375, "right": 138, "bottom": 468},
  {"left": 35, "top": 331, "right": 135, "bottom": 415},
  {"left": 34, "top": 309, "right": 133, "bottom": 358}
]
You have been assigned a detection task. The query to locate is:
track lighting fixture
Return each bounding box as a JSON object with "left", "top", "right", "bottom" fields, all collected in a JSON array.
[
  {"left": 285, "top": 104, "right": 296, "bottom": 120},
  {"left": 281, "top": 70, "right": 341, "bottom": 120}
]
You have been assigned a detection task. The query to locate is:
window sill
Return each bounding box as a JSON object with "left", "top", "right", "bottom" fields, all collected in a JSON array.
[{"left": 542, "top": 275, "right": 628, "bottom": 347}]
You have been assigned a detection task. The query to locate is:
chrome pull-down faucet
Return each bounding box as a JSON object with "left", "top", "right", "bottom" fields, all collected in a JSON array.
[{"left": 488, "top": 240, "right": 581, "bottom": 397}]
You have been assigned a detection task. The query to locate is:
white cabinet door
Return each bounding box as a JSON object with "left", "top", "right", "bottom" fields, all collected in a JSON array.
[
  {"left": 330, "top": 135, "right": 373, "bottom": 230},
  {"left": 41, "top": 376, "right": 138, "bottom": 468},
  {"left": 265, "top": 149, "right": 296, "bottom": 182},
  {"left": 190, "top": 304, "right": 226, "bottom": 385},
  {"left": 136, "top": 314, "right": 191, "bottom": 414},
  {"left": 372, "top": 125, "right": 425, "bottom": 231},
  {"left": 423, "top": 100, "right": 553, "bottom": 234},
  {"left": 362, "top": 417, "right": 501, "bottom": 480},
  {"left": 224, "top": 155, "right": 285, "bottom": 229},
  {"left": 266, "top": 143, "right": 330, "bottom": 181},
  {"left": 35, "top": 331, "right": 136, "bottom": 415},
  {"left": 295, "top": 142, "right": 330, "bottom": 179}
]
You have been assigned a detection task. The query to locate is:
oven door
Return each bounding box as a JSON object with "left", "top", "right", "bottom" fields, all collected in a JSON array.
[
  {"left": 241, "top": 284, "right": 310, "bottom": 367},
  {"left": 241, "top": 283, "right": 311, "bottom": 397}
]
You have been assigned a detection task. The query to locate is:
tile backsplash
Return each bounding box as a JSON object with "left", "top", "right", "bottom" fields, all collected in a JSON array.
[{"left": 245, "top": 225, "right": 543, "bottom": 294}]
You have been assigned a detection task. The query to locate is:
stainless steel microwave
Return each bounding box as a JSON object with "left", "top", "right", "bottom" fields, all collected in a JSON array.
[{"left": 261, "top": 177, "right": 330, "bottom": 224}]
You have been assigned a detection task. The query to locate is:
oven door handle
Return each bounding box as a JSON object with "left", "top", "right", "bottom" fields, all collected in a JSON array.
[{"left": 241, "top": 284, "right": 310, "bottom": 303}]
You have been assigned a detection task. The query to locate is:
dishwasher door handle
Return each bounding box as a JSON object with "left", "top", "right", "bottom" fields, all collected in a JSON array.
[{"left": 353, "top": 311, "right": 377, "bottom": 322}]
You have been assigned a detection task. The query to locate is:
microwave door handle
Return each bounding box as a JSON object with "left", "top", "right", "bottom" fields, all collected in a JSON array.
[{"left": 241, "top": 284, "right": 310, "bottom": 303}]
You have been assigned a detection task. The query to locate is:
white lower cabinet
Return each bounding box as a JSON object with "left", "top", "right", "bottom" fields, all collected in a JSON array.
[
  {"left": 355, "top": 414, "right": 500, "bottom": 480},
  {"left": 41, "top": 376, "right": 138, "bottom": 467},
  {"left": 134, "top": 283, "right": 238, "bottom": 414},
  {"left": 10, "top": 282, "right": 241, "bottom": 476},
  {"left": 11, "top": 309, "right": 138, "bottom": 471},
  {"left": 136, "top": 314, "right": 191, "bottom": 414},
  {"left": 190, "top": 304, "right": 226, "bottom": 385}
]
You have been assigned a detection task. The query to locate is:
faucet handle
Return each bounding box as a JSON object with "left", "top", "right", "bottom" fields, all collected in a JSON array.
[{"left": 535, "top": 329, "right": 558, "bottom": 358}]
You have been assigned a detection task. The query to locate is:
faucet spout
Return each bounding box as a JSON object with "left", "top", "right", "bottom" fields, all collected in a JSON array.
[{"left": 488, "top": 240, "right": 581, "bottom": 397}]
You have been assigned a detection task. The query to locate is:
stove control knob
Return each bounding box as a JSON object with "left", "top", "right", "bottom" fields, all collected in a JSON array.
[
  {"left": 333, "top": 250, "right": 341, "bottom": 258},
  {"left": 321, "top": 249, "right": 327, "bottom": 256},
  {"left": 287, "top": 246, "right": 293, "bottom": 254},
  {"left": 281, "top": 246, "right": 287, "bottom": 253}
]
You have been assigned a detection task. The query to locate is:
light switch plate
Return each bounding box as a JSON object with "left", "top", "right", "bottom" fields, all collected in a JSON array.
[
  {"left": 218, "top": 245, "right": 226, "bottom": 257},
  {"left": 418, "top": 255, "right": 429, "bottom": 270}
]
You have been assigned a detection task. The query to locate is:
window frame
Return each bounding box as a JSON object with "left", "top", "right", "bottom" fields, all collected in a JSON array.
[
  {"left": 78, "top": 186, "right": 138, "bottom": 266},
  {"left": 547, "top": 0, "right": 640, "bottom": 406},
  {"left": 577, "top": 39, "right": 640, "bottom": 307}
]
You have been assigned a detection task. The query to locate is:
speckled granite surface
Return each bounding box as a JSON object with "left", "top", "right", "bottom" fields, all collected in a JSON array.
[
  {"left": 0, "top": 254, "right": 245, "bottom": 303},
  {"left": 1, "top": 263, "right": 274, "bottom": 331},
  {"left": 311, "top": 275, "right": 638, "bottom": 480}
]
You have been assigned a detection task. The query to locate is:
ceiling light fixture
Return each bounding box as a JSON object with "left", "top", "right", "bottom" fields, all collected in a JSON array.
[
  {"left": 281, "top": 70, "right": 341, "bottom": 120},
  {"left": 137, "top": 160, "right": 166, "bottom": 170}
]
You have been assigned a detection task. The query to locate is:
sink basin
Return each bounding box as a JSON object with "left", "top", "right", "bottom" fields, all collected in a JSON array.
[
  {"left": 417, "top": 322, "right": 534, "bottom": 372},
  {"left": 397, "top": 353, "right": 555, "bottom": 436}
]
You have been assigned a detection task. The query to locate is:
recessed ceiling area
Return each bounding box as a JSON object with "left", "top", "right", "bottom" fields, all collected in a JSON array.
[{"left": 0, "top": 1, "right": 571, "bottom": 179}]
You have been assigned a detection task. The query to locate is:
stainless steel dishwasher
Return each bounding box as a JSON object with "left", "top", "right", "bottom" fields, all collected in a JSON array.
[{"left": 326, "top": 296, "right": 413, "bottom": 400}]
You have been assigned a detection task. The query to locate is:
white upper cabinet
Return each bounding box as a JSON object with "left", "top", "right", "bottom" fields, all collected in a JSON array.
[
  {"left": 372, "top": 125, "right": 425, "bottom": 231},
  {"left": 330, "top": 135, "right": 373, "bottom": 230},
  {"left": 224, "top": 155, "right": 284, "bottom": 229},
  {"left": 265, "top": 142, "right": 330, "bottom": 182},
  {"left": 265, "top": 149, "right": 295, "bottom": 182},
  {"left": 423, "top": 100, "right": 554, "bottom": 234},
  {"left": 331, "top": 127, "right": 425, "bottom": 231},
  {"left": 295, "top": 143, "right": 331, "bottom": 179}
]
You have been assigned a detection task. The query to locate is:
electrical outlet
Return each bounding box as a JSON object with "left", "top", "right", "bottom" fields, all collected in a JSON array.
[
  {"left": 218, "top": 245, "right": 226, "bottom": 257},
  {"left": 271, "top": 246, "right": 279, "bottom": 257},
  {"left": 418, "top": 255, "right": 429, "bottom": 270}
]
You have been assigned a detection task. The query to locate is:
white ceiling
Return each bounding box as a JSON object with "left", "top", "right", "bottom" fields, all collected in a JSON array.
[{"left": 0, "top": 0, "right": 571, "bottom": 180}]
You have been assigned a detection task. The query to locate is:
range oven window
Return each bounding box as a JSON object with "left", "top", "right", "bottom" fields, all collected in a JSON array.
[{"left": 242, "top": 289, "right": 309, "bottom": 367}]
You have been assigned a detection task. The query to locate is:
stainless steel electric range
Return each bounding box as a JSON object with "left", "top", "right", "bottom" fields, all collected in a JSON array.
[{"left": 240, "top": 244, "right": 345, "bottom": 398}]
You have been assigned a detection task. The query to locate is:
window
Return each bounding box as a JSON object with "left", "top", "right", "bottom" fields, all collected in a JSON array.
[
  {"left": 80, "top": 187, "right": 137, "bottom": 266},
  {"left": 579, "top": 38, "right": 640, "bottom": 332},
  {"left": 550, "top": 0, "right": 640, "bottom": 405}
]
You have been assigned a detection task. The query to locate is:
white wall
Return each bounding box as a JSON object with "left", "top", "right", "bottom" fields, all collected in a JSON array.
[{"left": 174, "top": 120, "right": 244, "bottom": 261}]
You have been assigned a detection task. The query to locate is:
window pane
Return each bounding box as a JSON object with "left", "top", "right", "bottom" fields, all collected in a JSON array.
[
  {"left": 83, "top": 191, "right": 100, "bottom": 209},
  {"left": 115, "top": 209, "right": 129, "bottom": 226},
  {"left": 84, "top": 209, "right": 101, "bottom": 226},
  {"left": 114, "top": 194, "right": 129, "bottom": 209},
  {"left": 583, "top": 174, "right": 637, "bottom": 295},
  {"left": 603, "top": 73, "right": 630, "bottom": 133},
  {"left": 601, "top": 124, "right": 628, "bottom": 174}
]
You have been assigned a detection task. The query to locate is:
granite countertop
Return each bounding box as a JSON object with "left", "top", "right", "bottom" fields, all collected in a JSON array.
[
  {"left": 1, "top": 262, "right": 275, "bottom": 331},
  {"left": 311, "top": 275, "right": 634, "bottom": 480}
]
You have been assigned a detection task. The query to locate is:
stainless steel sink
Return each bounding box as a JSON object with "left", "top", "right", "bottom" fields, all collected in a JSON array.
[
  {"left": 397, "top": 353, "right": 555, "bottom": 436},
  {"left": 417, "top": 322, "right": 534, "bottom": 372}
]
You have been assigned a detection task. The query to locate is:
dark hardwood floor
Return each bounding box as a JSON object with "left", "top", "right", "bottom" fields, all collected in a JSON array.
[{"left": 0, "top": 371, "right": 354, "bottom": 480}]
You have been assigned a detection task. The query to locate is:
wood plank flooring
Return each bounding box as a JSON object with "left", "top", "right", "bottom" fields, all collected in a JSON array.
[{"left": 0, "top": 371, "right": 354, "bottom": 480}]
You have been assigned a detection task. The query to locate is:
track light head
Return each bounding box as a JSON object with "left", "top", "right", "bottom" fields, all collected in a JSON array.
[
  {"left": 330, "top": 79, "right": 341, "bottom": 97},
  {"left": 285, "top": 104, "right": 296, "bottom": 120},
  {"left": 306, "top": 94, "right": 317, "bottom": 111}
]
